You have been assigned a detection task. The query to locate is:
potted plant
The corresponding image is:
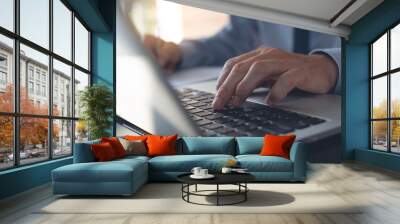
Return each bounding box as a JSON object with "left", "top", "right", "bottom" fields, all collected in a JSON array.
[{"left": 79, "top": 84, "right": 113, "bottom": 140}]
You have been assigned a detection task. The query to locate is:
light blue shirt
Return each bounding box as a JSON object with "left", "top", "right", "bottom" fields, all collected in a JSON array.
[{"left": 179, "top": 16, "right": 341, "bottom": 94}]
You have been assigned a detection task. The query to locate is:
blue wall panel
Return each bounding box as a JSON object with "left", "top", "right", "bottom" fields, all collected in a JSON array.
[
  {"left": 0, "top": 158, "right": 72, "bottom": 199},
  {"left": 345, "top": 0, "right": 400, "bottom": 171}
]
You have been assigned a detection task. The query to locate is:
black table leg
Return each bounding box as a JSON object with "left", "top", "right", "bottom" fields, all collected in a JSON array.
[
  {"left": 245, "top": 183, "right": 247, "bottom": 201},
  {"left": 195, "top": 184, "right": 198, "bottom": 192},
  {"left": 216, "top": 184, "right": 219, "bottom": 206}
]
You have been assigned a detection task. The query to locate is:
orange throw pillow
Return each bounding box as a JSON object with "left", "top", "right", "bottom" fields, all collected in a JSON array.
[
  {"left": 124, "top": 135, "right": 148, "bottom": 141},
  {"left": 146, "top": 135, "right": 178, "bottom": 157},
  {"left": 91, "top": 142, "right": 117, "bottom": 161},
  {"left": 101, "top": 137, "right": 127, "bottom": 158},
  {"left": 259, "top": 134, "right": 296, "bottom": 159}
]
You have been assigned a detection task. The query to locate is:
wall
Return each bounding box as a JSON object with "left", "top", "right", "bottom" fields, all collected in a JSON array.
[
  {"left": 344, "top": 0, "right": 400, "bottom": 171},
  {"left": 0, "top": 0, "right": 116, "bottom": 200}
]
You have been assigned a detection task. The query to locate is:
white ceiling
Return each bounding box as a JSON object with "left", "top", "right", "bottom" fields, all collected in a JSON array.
[{"left": 166, "top": 0, "right": 384, "bottom": 38}]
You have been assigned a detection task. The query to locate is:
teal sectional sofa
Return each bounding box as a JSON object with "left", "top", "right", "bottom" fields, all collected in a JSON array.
[{"left": 52, "top": 137, "right": 307, "bottom": 196}]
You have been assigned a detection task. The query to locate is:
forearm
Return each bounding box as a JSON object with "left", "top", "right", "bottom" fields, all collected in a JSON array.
[{"left": 309, "top": 48, "right": 341, "bottom": 94}]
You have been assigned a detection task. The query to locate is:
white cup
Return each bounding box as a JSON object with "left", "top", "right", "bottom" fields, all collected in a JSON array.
[
  {"left": 200, "top": 169, "right": 208, "bottom": 176},
  {"left": 221, "top": 167, "right": 232, "bottom": 174},
  {"left": 191, "top": 167, "right": 202, "bottom": 176}
]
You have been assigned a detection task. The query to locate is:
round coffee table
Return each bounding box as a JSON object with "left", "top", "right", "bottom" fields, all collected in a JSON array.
[{"left": 177, "top": 173, "right": 255, "bottom": 206}]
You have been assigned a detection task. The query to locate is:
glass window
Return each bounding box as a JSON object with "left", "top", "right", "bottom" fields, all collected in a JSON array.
[
  {"left": 0, "top": 35, "right": 13, "bottom": 113},
  {"left": 28, "top": 67, "right": 34, "bottom": 79},
  {"left": 53, "top": 119, "right": 72, "bottom": 158},
  {"left": 28, "top": 81, "right": 34, "bottom": 93},
  {"left": 0, "top": 116, "right": 14, "bottom": 169},
  {"left": 391, "top": 72, "right": 400, "bottom": 118},
  {"left": 0, "top": 0, "right": 91, "bottom": 170},
  {"left": 372, "top": 33, "right": 387, "bottom": 76},
  {"left": 372, "top": 77, "right": 387, "bottom": 119},
  {"left": 19, "top": 117, "right": 49, "bottom": 165},
  {"left": 391, "top": 120, "right": 400, "bottom": 153},
  {"left": 0, "top": 55, "right": 7, "bottom": 67},
  {"left": 391, "top": 24, "right": 400, "bottom": 70},
  {"left": 75, "top": 120, "right": 88, "bottom": 143},
  {"left": 20, "top": 44, "right": 49, "bottom": 115},
  {"left": 74, "top": 69, "right": 89, "bottom": 118},
  {"left": 20, "top": 0, "right": 49, "bottom": 49},
  {"left": 53, "top": 0, "right": 72, "bottom": 60},
  {"left": 372, "top": 121, "right": 388, "bottom": 151},
  {"left": 53, "top": 59, "right": 72, "bottom": 117},
  {"left": 0, "top": 0, "right": 14, "bottom": 31},
  {"left": 74, "top": 18, "right": 89, "bottom": 69},
  {"left": 371, "top": 24, "right": 400, "bottom": 154}
]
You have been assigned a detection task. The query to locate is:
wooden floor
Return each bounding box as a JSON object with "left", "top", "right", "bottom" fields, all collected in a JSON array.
[{"left": 1, "top": 162, "right": 400, "bottom": 224}]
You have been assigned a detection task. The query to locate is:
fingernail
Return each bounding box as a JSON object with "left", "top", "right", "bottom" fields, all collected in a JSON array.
[{"left": 212, "top": 98, "right": 222, "bottom": 110}]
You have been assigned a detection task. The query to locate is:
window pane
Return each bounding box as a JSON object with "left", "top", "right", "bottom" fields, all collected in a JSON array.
[
  {"left": 0, "top": 116, "right": 13, "bottom": 170},
  {"left": 391, "top": 120, "right": 400, "bottom": 153},
  {"left": 20, "top": 117, "right": 49, "bottom": 165},
  {"left": 372, "top": 121, "right": 388, "bottom": 151},
  {"left": 74, "top": 69, "right": 89, "bottom": 118},
  {"left": 0, "top": 35, "right": 14, "bottom": 112},
  {"left": 20, "top": 0, "right": 49, "bottom": 49},
  {"left": 53, "top": 0, "right": 72, "bottom": 60},
  {"left": 75, "top": 18, "right": 89, "bottom": 69},
  {"left": 391, "top": 24, "right": 400, "bottom": 70},
  {"left": 20, "top": 44, "right": 49, "bottom": 115},
  {"left": 53, "top": 119, "right": 72, "bottom": 158},
  {"left": 0, "top": 0, "right": 14, "bottom": 31},
  {"left": 372, "top": 33, "right": 387, "bottom": 76},
  {"left": 391, "top": 72, "right": 400, "bottom": 118},
  {"left": 53, "top": 59, "right": 72, "bottom": 117},
  {"left": 372, "top": 76, "right": 387, "bottom": 119},
  {"left": 75, "top": 120, "right": 88, "bottom": 143}
]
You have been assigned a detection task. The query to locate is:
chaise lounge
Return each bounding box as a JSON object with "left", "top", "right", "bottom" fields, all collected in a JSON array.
[{"left": 52, "top": 137, "right": 306, "bottom": 196}]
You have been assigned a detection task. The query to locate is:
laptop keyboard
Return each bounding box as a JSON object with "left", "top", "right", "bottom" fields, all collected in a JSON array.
[{"left": 177, "top": 88, "right": 325, "bottom": 136}]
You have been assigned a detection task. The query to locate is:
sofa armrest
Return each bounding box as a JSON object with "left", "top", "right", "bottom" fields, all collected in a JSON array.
[
  {"left": 289, "top": 141, "right": 307, "bottom": 181},
  {"left": 73, "top": 140, "right": 100, "bottom": 163}
]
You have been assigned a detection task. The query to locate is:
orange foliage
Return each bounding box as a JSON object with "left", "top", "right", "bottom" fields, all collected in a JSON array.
[{"left": 0, "top": 85, "right": 60, "bottom": 150}]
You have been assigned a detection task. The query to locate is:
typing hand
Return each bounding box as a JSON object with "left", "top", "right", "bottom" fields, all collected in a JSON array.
[
  {"left": 212, "top": 47, "right": 338, "bottom": 110},
  {"left": 143, "top": 34, "right": 182, "bottom": 73}
]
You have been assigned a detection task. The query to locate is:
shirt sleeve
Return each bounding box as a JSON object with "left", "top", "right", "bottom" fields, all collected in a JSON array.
[
  {"left": 309, "top": 48, "right": 341, "bottom": 95},
  {"left": 178, "top": 16, "right": 260, "bottom": 70}
]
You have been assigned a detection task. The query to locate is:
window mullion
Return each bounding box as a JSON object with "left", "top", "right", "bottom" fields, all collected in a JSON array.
[
  {"left": 71, "top": 10, "right": 76, "bottom": 155},
  {"left": 13, "top": 0, "right": 20, "bottom": 167},
  {"left": 388, "top": 30, "right": 391, "bottom": 152},
  {"left": 48, "top": 0, "right": 54, "bottom": 160}
]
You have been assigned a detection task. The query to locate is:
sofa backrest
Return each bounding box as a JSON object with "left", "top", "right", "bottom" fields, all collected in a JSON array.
[
  {"left": 177, "top": 137, "right": 235, "bottom": 155},
  {"left": 73, "top": 139, "right": 100, "bottom": 163},
  {"left": 235, "top": 137, "right": 264, "bottom": 155}
]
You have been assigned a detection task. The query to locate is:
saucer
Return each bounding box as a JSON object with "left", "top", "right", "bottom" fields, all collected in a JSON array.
[{"left": 190, "top": 174, "right": 215, "bottom": 179}]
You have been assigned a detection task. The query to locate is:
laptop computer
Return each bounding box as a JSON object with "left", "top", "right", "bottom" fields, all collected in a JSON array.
[{"left": 116, "top": 0, "right": 341, "bottom": 142}]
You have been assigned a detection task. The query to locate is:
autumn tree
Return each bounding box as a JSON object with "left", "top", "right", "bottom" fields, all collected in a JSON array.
[
  {"left": 0, "top": 84, "right": 60, "bottom": 153},
  {"left": 372, "top": 99, "right": 400, "bottom": 143}
]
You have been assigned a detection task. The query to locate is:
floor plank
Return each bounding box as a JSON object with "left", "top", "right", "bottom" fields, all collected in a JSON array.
[{"left": 1, "top": 162, "right": 400, "bottom": 224}]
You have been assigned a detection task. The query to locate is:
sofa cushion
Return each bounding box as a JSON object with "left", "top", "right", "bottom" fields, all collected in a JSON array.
[
  {"left": 236, "top": 137, "right": 264, "bottom": 155},
  {"left": 179, "top": 137, "right": 235, "bottom": 155},
  {"left": 53, "top": 158, "right": 147, "bottom": 183},
  {"left": 236, "top": 155, "right": 293, "bottom": 172},
  {"left": 149, "top": 154, "right": 235, "bottom": 172},
  {"left": 91, "top": 142, "right": 118, "bottom": 161},
  {"left": 101, "top": 137, "right": 127, "bottom": 158},
  {"left": 147, "top": 135, "right": 178, "bottom": 157},
  {"left": 119, "top": 138, "right": 147, "bottom": 156},
  {"left": 260, "top": 134, "right": 296, "bottom": 159}
]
